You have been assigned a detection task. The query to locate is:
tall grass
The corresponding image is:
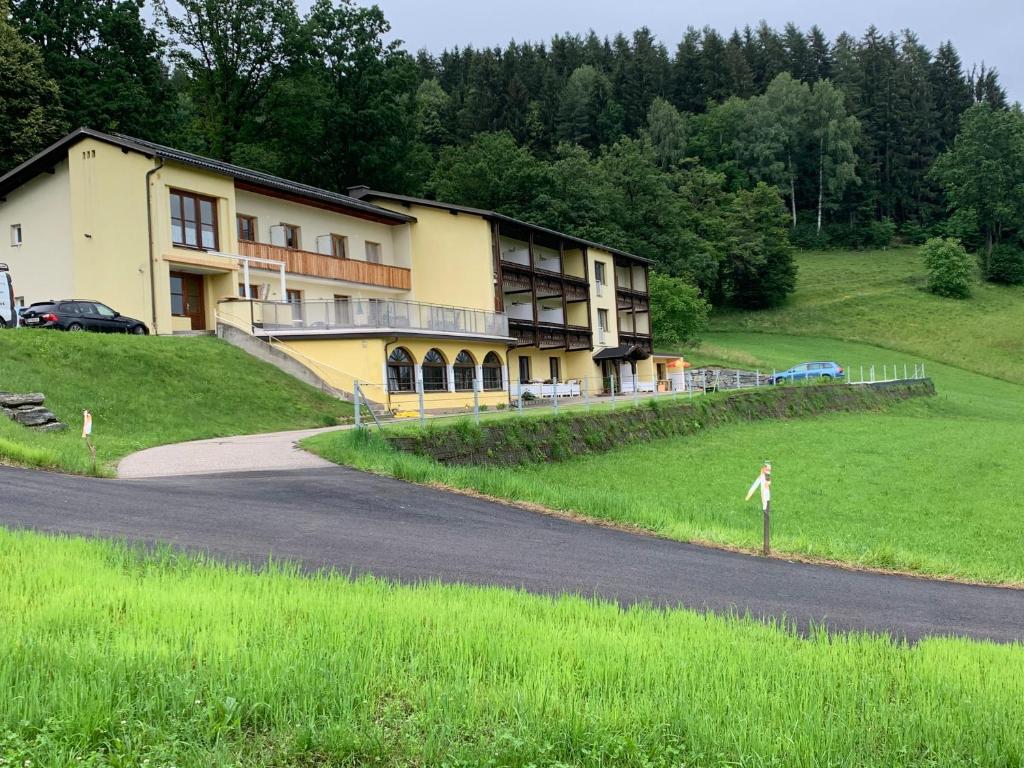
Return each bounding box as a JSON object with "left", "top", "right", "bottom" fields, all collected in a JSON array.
[
  {"left": 0, "top": 332, "right": 351, "bottom": 475},
  {"left": 1, "top": 529, "right": 1021, "bottom": 767}
]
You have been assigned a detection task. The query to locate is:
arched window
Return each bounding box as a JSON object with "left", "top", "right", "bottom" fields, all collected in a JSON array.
[
  {"left": 482, "top": 351, "right": 503, "bottom": 390},
  {"left": 422, "top": 348, "right": 448, "bottom": 391},
  {"left": 387, "top": 347, "right": 415, "bottom": 392},
  {"left": 453, "top": 350, "right": 476, "bottom": 391}
]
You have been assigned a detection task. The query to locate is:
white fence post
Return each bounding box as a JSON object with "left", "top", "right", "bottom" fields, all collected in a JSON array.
[
  {"left": 473, "top": 379, "right": 480, "bottom": 424},
  {"left": 417, "top": 372, "right": 425, "bottom": 427},
  {"left": 584, "top": 376, "right": 590, "bottom": 409},
  {"left": 611, "top": 374, "right": 617, "bottom": 409},
  {"left": 553, "top": 377, "right": 559, "bottom": 412},
  {"left": 633, "top": 373, "right": 639, "bottom": 404}
]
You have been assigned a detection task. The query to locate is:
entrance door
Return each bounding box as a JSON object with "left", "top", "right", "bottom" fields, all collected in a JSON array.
[
  {"left": 170, "top": 271, "right": 206, "bottom": 330},
  {"left": 600, "top": 359, "right": 618, "bottom": 393}
]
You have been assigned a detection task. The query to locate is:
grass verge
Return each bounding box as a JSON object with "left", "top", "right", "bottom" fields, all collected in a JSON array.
[
  {"left": 2, "top": 528, "right": 1022, "bottom": 767},
  {"left": 0, "top": 332, "right": 352, "bottom": 475}
]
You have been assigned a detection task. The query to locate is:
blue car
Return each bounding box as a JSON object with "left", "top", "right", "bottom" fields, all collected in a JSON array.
[{"left": 771, "top": 361, "right": 844, "bottom": 384}]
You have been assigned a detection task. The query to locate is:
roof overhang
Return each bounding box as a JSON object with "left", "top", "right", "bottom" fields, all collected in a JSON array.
[
  {"left": 350, "top": 187, "right": 654, "bottom": 265},
  {"left": 0, "top": 129, "right": 414, "bottom": 226},
  {"left": 593, "top": 344, "right": 651, "bottom": 362}
]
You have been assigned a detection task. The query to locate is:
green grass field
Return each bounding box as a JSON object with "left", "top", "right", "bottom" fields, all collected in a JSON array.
[
  {"left": 307, "top": 248, "right": 1024, "bottom": 584},
  {"left": 711, "top": 247, "right": 1024, "bottom": 384},
  {"left": 2, "top": 529, "right": 1022, "bottom": 767},
  {"left": 0, "top": 332, "right": 351, "bottom": 475}
]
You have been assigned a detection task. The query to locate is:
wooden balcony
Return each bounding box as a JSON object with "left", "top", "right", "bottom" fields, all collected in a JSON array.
[{"left": 238, "top": 240, "right": 411, "bottom": 290}]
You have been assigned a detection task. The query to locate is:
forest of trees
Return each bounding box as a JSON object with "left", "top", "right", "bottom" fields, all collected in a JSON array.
[{"left": 1, "top": 0, "right": 1020, "bottom": 324}]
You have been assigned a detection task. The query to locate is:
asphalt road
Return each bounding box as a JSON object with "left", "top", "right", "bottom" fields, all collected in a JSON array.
[{"left": 2, "top": 464, "right": 1022, "bottom": 644}]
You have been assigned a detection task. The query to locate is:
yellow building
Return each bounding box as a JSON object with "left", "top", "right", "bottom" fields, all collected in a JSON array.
[{"left": 0, "top": 129, "right": 656, "bottom": 411}]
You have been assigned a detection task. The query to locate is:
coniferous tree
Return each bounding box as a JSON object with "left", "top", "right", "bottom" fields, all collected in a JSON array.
[
  {"left": 671, "top": 27, "right": 704, "bottom": 113},
  {"left": 930, "top": 42, "right": 972, "bottom": 148}
]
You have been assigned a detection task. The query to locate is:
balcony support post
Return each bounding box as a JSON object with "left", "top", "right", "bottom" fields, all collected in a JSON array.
[{"left": 243, "top": 259, "right": 251, "bottom": 299}]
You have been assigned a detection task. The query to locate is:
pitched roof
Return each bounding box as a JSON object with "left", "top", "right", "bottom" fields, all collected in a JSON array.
[
  {"left": 0, "top": 128, "right": 415, "bottom": 225},
  {"left": 348, "top": 187, "right": 654, "bottom": 265}
]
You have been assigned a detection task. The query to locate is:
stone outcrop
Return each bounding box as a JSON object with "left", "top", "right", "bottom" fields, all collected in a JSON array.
[{"left": 0, "top": 392, "right": 66, "bottom": 432}]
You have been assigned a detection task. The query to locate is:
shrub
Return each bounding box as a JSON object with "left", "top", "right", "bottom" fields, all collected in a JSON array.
[
  {"left": 985, "top": 243, "right": 1024, "bottom": 285},
  {"left": 789, "top": 221, "right": 830, "bottom": 250},
  {"left": 897, "top": 221, "right": 934, "bottom": 246},
  {"left": 866, "top": 218, "right": 897, "bottom": 249},
  {"left": 922, "top": 237, "right": 973, "bottom": 299}
]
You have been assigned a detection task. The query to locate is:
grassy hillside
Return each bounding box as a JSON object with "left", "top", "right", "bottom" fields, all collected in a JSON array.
[
  {"left": 2, "top": 529, "right": 1021, "bottom": 767},
  {"left": 0, "top": 332, "right": 351, "bottom": 475},
  {"left": 710, "top": 247, "right": 1024, "bottom": 383}
]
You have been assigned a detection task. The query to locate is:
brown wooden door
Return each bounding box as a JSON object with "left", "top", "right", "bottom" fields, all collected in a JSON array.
[{"left": 170, "top": 271, "right": 206, "bottom": 330}]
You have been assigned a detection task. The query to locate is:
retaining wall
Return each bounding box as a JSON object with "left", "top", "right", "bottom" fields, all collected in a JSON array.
[{"left": 388, "top": 379, "right": 936, "bottom": 466}]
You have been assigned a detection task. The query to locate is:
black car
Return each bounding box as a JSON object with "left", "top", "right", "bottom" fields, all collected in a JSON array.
[{"left": 20, "top": 300, "right": 149, "bottom": 335}]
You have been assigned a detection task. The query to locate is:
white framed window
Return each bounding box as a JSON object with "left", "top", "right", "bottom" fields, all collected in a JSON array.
[
  {"left": 10, "top": 224, "right": 23, "bottom": 247},
  {"left": 594, "top": 260, "right": 606, "bottom": 296},
  {"left": 597, "top": 308, "right": 609, "bottom": 344},
  {"left": 365, "top": 241, "right": 382, "bottom": 264}
]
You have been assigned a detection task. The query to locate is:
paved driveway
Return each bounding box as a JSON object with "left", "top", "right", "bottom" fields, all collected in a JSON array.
[
  {"left": 2, "top": 464, "right": 1022, "bottom": 643},
  {"left": 117, "top": 426, "right": 344, "bottom": 478}
]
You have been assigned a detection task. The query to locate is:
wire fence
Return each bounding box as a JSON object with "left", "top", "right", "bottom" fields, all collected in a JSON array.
[{"left": 348, "top": 361, "right": 928, "bottom": 429}]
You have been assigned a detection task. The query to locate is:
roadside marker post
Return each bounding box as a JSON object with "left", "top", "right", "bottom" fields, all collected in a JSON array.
[
  {"left": 745, "top": 460, "right": 772, "bottom": 556},
  {"left": 82, "top": 410, "right": 96, "bottom": 474}
]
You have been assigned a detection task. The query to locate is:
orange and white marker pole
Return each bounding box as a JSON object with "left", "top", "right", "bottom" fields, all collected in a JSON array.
[
  {"left": 745, "top": 460, "right": 772, "bottom": 555},
  {"left": 82, "top": 410, "right": 96, "bottom": 473}
]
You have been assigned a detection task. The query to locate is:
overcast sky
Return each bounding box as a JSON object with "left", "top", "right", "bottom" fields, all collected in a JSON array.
[{"left": 366, "top": 0, "right": 1022, "bottom": 101}]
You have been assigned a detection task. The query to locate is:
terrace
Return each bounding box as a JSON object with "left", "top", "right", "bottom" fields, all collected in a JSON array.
[{"left": 229, "top": 297, "right": 512, "bottom": 341}]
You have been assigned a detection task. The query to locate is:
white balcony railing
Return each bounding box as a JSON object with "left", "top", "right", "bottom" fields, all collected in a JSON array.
[{"left": 250, "top": 298, "right": 510, "bottom": 339}]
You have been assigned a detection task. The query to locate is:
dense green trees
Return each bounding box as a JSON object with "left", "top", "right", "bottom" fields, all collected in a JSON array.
[
  {"left": 13, "top": 0, "right": 169, "bottom": 138},
  {"left": 0, "top": 0, "right": 65, "bottom": 171},
  {"left": 931, "top": 104, "right": 1024, "bottom": 276},
  {"left": 0, "top": 1, "right": 1015, "bottom": 312}
]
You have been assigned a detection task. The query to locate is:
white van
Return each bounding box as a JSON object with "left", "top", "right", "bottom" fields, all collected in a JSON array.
[{"left": 0, "top": 264, "right": 16, "bottom": 328}]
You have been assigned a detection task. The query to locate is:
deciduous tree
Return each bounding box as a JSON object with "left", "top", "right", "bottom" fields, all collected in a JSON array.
[{"left": 0, "top": 0, "right": 65, "bottom": 172}]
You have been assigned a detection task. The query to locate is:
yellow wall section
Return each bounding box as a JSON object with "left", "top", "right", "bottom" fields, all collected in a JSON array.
[
  {"left": 68, "top": 141, "right": 154, "bottom": 325},
  {"left": 587, "top": 247, "right": 619, "bottom": 350},
  {"left": 374, "top": 202, "right": 495, "bottom": 311},
  {"left": 0, "top": 160, "right": 74, "bottom": 306},
  {"left": 234, "top": 189, "right": 409, "bottom": 269},
  {"left": 280, "top": 336, "right": 509, "bottom": 410}
]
